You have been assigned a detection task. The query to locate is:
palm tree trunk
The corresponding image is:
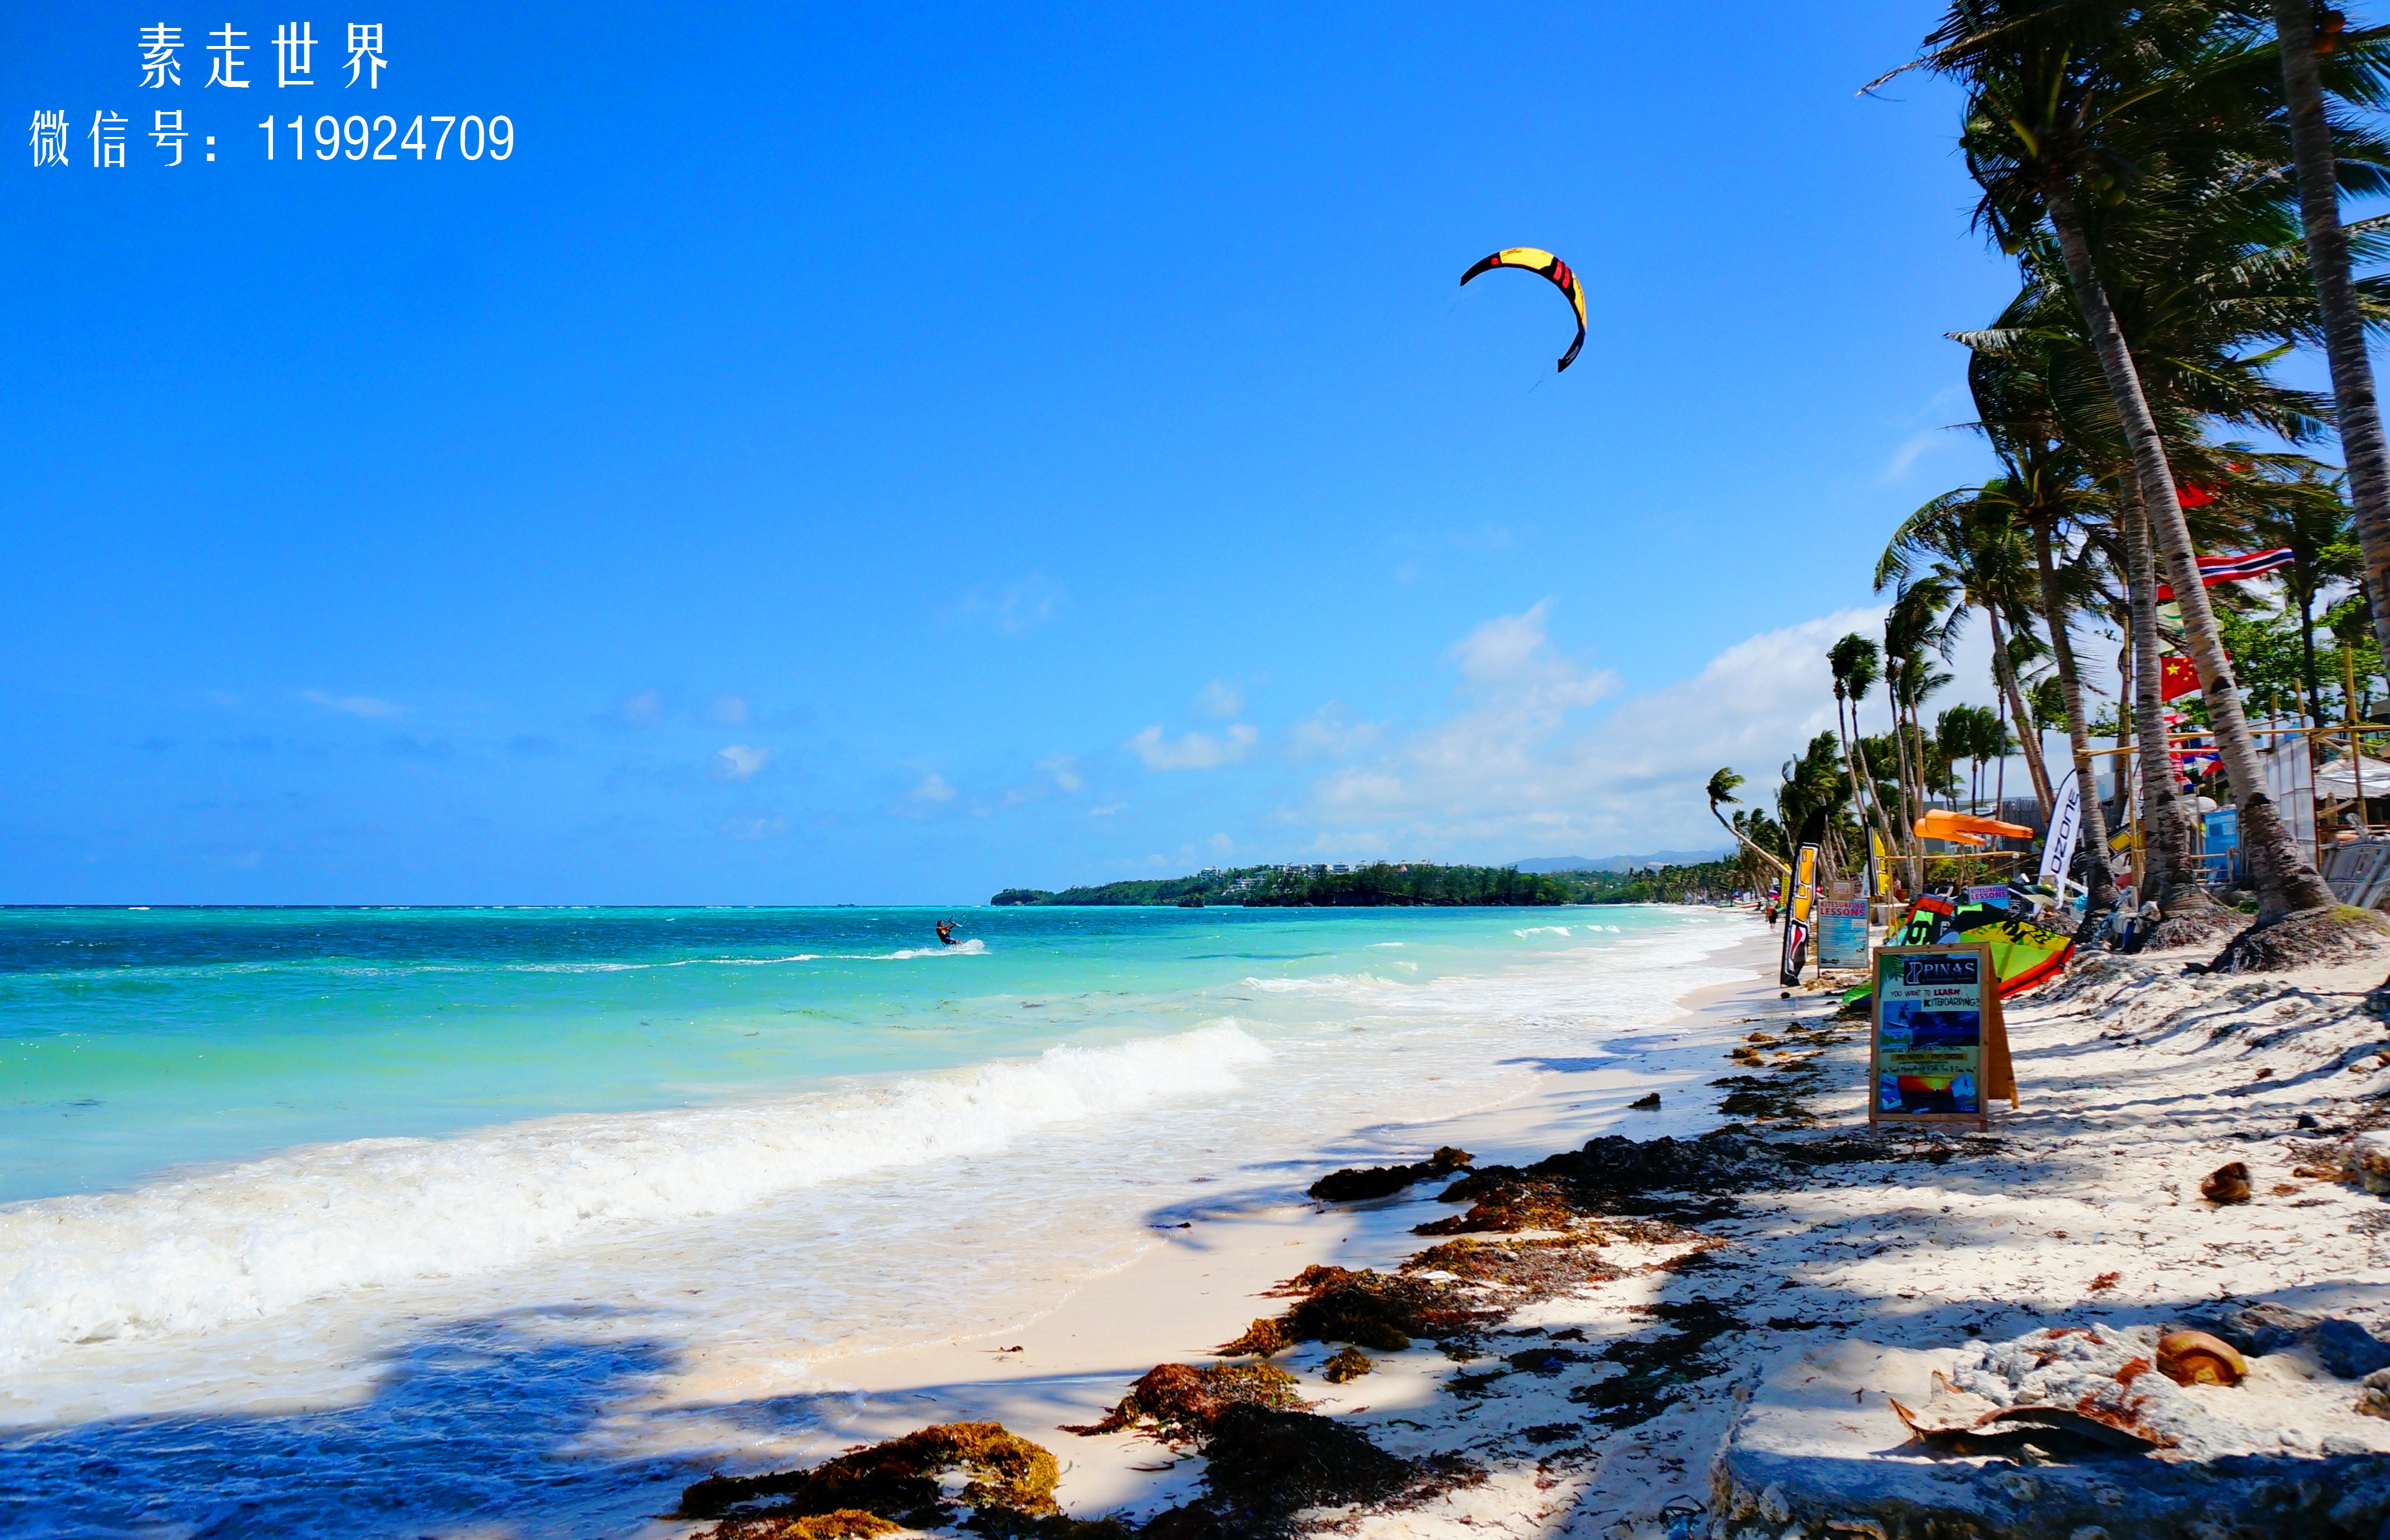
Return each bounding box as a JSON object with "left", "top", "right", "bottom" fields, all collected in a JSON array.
[
  {"left": 2274, "top": 0, "right": 2390, "bottom": 684},
  {"left": 1985, "top": 604, "right": 2056, "bottom": 812},
  {"left": 1711, "top": 805, "right": 1790, "bottom": 880},
  {"left": 2124, "top": 480, "right": 2208, "bottom": 912},
  {"left": 2047, "top": 191, "right": 2332, "bottom": 918},
  {"left": 2030, "top": 514, "right": 2118, "bottom": 909}
]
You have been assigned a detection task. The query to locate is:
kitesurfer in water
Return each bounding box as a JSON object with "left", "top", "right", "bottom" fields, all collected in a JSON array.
[{"left": 936, "top": 918, "right": 956, "bottom": 946}]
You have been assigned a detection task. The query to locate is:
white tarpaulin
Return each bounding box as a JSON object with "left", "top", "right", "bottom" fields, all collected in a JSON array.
[
  {"left": 2315, "top": 754, "right": 2390, "bottom": 799},
  {"left": 2260, "top": 721, "right": 2316, "bottom": 854}
]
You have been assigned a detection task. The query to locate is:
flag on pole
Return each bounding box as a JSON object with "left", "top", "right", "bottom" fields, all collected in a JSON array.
[
  {"left": 2038, "top": 769, "right": 2082, "bottom": 892},
  {"left": 2154, "top": 549, "right": 2294, "bottom": 602}
]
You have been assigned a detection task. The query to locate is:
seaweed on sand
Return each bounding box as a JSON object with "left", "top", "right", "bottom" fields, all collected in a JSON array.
[
  {"left": 1137, "top": 1404, "right": 1438, "bottom": 1539},
  {"left": 1218, "top": 1265, "right": 1502, "bottom": 1355},
  {"left": 1416, "top": 1132, "right": 1784, "bottom": 1232},
  {"left": 706, "top": 1512, "right": 899, "bottom": 1540},
  {"left": 1060, "top": 1362, "right": 1308, "bottom": 1442},
  {"left": 1322, "top": 1346, "right": 1372, "bottom": 1383},
  {"left": 676, "top": 1422, "right": 1061, "bottom": 1533},
  {"left": 1411, "top": 1176, "right": 1583, "bottom": 1235},
  {"left": 1567, "top": 1300, "right": 1745, "bottom": 1430},
  {"left": 1306, "top": 1146, "right": 1473, "bottom": 1202},
  {"left": 1708, "top": 1074, "right": 1818, "bottom": 1124},
  {"left": 1400, "top": 1236, "right": 1622, "bottom": 1296}
]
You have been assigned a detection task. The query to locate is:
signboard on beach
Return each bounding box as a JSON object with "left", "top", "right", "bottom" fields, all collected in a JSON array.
[
  {"left": 1868, "top": 943, "right": 2016, "bottom": 1130},
  {"left": 1779, "top": 843, "right": 1819, "bottom": 987},
  {"left": 1816, "top": 898, "right": 1868, "bottom": 968}
]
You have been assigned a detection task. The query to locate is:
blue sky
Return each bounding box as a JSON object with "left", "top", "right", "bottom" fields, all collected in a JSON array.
[{"left": 1, "top": 2, "right": 2030, "bottom": 904}]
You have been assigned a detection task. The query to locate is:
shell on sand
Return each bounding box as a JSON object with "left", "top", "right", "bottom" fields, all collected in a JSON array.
[{"left": 2156, "top": 1330, "right": 2246, "bottom": 1387}]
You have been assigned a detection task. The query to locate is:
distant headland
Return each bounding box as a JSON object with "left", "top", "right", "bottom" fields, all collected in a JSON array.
[{"left": 990, "top": 857, "right": 1742, "bottom": 908}]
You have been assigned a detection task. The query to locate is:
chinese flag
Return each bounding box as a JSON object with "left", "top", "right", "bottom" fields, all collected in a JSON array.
[
  {"left": 2160, "top": 655, "right": 2202, "bottom": 700},
  {"left": 2178, "top": 484, "right": 2216, "bottom": 509}
]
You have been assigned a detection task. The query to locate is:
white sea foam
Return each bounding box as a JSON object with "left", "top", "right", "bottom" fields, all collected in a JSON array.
[
  {"left": 1512, "top": 926, "right": 1572, "bottom": 938},
  {"left": 0, "top": 1022, "right": 1266, "bottom": 1368}
]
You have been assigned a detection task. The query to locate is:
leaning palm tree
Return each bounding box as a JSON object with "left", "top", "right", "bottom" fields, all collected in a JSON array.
[
  {"left": 1707, "top": 768, "right": 1790, "bottom": 880},
  {"left": 1892, "top": 0, "right": 2334, "bottom": 916}
]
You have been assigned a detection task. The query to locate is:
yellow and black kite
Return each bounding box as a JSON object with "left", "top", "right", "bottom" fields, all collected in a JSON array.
[{"left": 1460, "top": 248, "right": 1587, "bottom": 372}]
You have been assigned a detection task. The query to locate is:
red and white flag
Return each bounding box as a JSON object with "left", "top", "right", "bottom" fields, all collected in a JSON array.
[{"left": 2154, "top": 549, "right": 2294, "bottom": 602}]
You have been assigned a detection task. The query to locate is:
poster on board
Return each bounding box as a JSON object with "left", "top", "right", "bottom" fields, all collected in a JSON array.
[
  {"left": 1869, "top": 943, "right": 2016, "bottom": 1128},
  {"left": 1778, "top": 844, "right": 1819, "bottom": 987},
  {"left": 1816, "top": 897, "right": 1868, "bottom": 968}
]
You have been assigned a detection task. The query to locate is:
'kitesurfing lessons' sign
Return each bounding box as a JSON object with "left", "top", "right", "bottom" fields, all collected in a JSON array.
[
  {"left": 1868, "top": 943, "right": 2016, "bottom": 1130},
  {"left": 1816, "top": 898, "right": 1868, "bottom": 968}
]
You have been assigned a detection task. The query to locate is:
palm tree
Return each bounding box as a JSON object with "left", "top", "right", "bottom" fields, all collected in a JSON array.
[
  {"left": 1957, "top": 338, "right": 2122, "bottom": 905},
  {"left": 1828, "top": 632, "right": 1907, "bottom": 893},
  {"left": 1707, "top": 768, "right": 1790, "bottom": 881},
  {"left": 1880, "top": 482, "right": 2058, "bottom": 812},
  {"left": 2269, "top": 0, "right": 2390, "bottom": 676},
  {"left": 1884, "top": 582, "right": 1958, "bottom": 892},
  {"left": 1898, "top": 0, "right": 2334, "bottom": 916}
]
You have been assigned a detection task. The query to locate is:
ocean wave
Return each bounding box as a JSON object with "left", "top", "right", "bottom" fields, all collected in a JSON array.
[
  {"left": 1512, "top": 926, "right": 1572, "bottom": 938},
  {"left": 1240, "top": 972, "right": 1402, "bottom": 996},
  {"left": 0, "top": 1022, "right": 1266, "bottom": 1368}
]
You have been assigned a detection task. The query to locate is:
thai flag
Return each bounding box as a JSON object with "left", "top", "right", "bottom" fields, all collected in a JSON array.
[{"left": 2154, "top": 549, "right": 2294, "bottom": 602}]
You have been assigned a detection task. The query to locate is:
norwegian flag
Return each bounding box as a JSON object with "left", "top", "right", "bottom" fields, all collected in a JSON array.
[{"left": 2154, "top": 548, "right": 2294, "bottom": 602}]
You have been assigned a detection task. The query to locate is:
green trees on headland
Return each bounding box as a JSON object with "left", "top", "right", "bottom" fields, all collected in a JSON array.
[{"left": 990, "top": 859, "right": 1747, "bottom": 908}]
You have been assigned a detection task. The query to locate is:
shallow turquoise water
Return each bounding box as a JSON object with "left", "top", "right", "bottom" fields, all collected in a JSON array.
[{"left": 0, "top": 904, "right": 1668, "bottom": 1202}]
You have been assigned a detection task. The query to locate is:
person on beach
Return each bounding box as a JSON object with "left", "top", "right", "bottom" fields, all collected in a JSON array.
[{"left": 936, "top": 918, "right": 957, "bottom": 946}]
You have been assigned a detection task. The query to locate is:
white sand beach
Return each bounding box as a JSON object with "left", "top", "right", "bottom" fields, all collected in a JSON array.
[{"left": 650, "top": 918, "right": 2390, "bottom": 1538}]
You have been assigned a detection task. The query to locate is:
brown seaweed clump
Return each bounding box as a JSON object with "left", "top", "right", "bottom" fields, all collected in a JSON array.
[
  {"left": 708, "top": 1514, "right": 899, "bottom": 1540},
  {"left": 1137, "top": 1404, "right": 1429, "bottom": 1538},
  {"left": 1568, "top": 1299, "right": 1746, "bottom": 1430},
  {"left": 1061, "top": 1362, "right": 1307, "bottom": 1442},
  {"left": 1272, "top": 1264, "right": 1502, "bottom": 1351},
  {"left": 1322, "top": 1346, "right": 1372, "bottom": 1383},
  {"left": 1216, "top": 1315, "right": 1294, "bottom": 1356},
  {"left": 676, "top": 1422, "right": 1061, "bottom": 1533},
  {"left": 1415, "top": 1132, "right": 1780, "bottom": 1234},
  {"left": 1401, "top": 1236, "right": 1622, "bottom": 1296},
  {"left": 1306, "top": 1146, "right": 1473, "bottom": 1203},
  {"left": 1411, "top": 1176, "right": 1584, "bottom": 1236}
]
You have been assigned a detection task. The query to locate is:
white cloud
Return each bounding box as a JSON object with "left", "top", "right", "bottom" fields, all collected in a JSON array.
[
  {"left": 910, "top": 772, "right": 958, "bottom": 803},
  {"left": 1040, "top": 754, "right": 1084, "bottom": 792},
  {"left": 724, "top": 816, "right": 786, "bottom": 840},
  {"left": 1089, "top": 803, "right": 1126, "bottom": 817},
  {"left": 714, "top": 744, "right": 771, "bottom": 780},
  {"left": 1198, "top": 680, "right": 1244, "bottom": 718},
  {"left": 959, "top": 574, "right": 1066, "bottom": 634},
  {"left": 618, "top": 690, "right": 664, "bottom": 726},
  {"left": 712, "top": 696, "right": 749, "bottom": 724},
  {"left": 299, "top": 689, "right": 404, "bottom": 718},
  {"left": 1302, "top": 605, "right": 1884, "bottom": 855},
  {"left": 1290, "top": 700, "right": 1381, "bottom": 760},
  {"left": 1127, "top": 722, "right": 1260, "bottom": 770},
  {"left": 1878, "top": 430, "right": 1954, "bottom": 483},
  {"left": 1209, "top": 832, "right": 1234, "bottom": 854}
]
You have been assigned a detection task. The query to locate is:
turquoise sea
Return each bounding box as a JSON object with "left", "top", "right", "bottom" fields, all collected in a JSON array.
[{"left": 0, "top": 903, "right": 1750, "bottom": 1538}]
